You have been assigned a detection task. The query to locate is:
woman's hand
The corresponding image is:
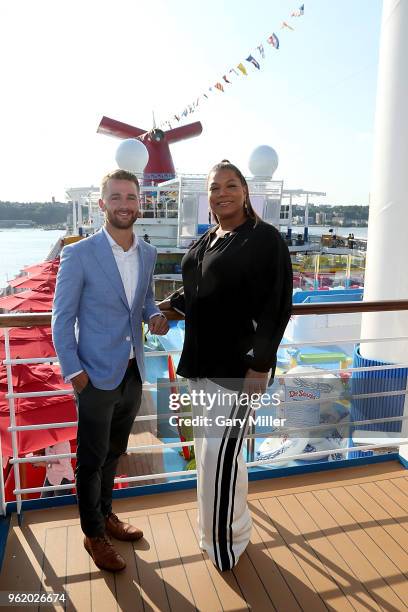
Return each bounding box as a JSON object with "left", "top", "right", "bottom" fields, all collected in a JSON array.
[{"left": 242, "top": 368, "right": 269, "bottom": 398}]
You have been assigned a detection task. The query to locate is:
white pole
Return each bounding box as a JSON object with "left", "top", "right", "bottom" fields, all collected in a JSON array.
[
  {"left": 72, "top": 200, "right": 77, "bottom": 235},
  {"left": 305, "top": 193, "right": 309, "bottom": 228},
  {"left": 361, "top": 0, "right": 408, "bottom": 364},
  {"left": 0, "top": 433, "right": 6, "bottom": 516},
  {"left": 4, "top": 328, "right": 23, "bottom": 516}
]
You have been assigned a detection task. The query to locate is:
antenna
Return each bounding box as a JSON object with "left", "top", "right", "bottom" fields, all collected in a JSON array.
[{"left": 152, "top": 111, "right": 156, "bottom": 129}]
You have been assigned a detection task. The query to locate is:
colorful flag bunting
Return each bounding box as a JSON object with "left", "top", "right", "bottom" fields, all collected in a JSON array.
[
  {"left": 257, "top": 44, "right": 265, "bottom": 59},
  {"left": 291, "top": 4, "right": 304, "bottom": 17},
  {"left": 246, "top": 55, "right": 260, "bottom": 70},
  {"left": 159, "top": 4, "right": 304, "bottom": 128},
  {"left": 237, "top": 62, "right": 248, "bottom": 76},
  {"left": 267, "top": 32, "right": 280, "bottom": 49}
]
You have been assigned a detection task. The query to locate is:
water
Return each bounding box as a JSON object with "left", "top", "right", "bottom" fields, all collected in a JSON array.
[
  {"left": 288, "top": 225, "right": 368, "bottom": 239},
  {"left": 0, "top": 228, "right": 64, "bottom": 287}
]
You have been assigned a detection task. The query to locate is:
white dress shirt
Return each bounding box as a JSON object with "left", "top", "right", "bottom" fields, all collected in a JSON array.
[{"left": 103, "top": 227, "right": 138, "bottom": 359}]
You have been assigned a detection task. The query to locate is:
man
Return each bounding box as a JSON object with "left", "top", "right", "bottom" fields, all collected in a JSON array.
[{"left": 52, "top": 169, "right": 168, "bottom": 572}]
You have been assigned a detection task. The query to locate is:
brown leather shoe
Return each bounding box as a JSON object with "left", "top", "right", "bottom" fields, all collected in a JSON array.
[
  {"left": 105, "top": 512, "right": 143, "bottom": 542},
  {"left": 83, "top": 535, "right": 126, "bottom": 572}
]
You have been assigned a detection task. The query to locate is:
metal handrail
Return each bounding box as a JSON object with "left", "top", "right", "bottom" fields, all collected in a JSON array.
[{"left": 2, "top": 298, "right": 408, "bottom": 328}]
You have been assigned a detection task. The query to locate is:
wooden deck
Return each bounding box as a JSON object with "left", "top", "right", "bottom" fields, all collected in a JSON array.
[{"left": 1, "top": 461, "right": 408, "bottom": 611}]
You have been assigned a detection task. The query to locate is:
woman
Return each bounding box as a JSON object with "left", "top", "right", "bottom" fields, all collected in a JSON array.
[{"left": 161, "top": 160, "right": 293, "bottom": 571}]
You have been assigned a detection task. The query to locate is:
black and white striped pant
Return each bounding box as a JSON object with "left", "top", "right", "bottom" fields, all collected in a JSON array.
[{"left": 189, "top": 378, "right": 252, "bottom": 571}]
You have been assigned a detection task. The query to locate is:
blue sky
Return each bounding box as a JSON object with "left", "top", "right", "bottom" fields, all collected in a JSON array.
[{"left": 0, "top": 0, "right": 382, "bottom": 204}]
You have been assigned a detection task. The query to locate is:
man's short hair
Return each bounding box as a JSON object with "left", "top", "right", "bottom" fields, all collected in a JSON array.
[{"left": 100, "top": 169, "right": 140, "bottom": 199}]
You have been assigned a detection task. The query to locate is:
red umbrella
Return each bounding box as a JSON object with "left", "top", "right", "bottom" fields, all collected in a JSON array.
[
  {"left": 22, "top": 259, "right": 59, "bottom": 275},
  {"left": 0, "top": 291, "right": 53, "bottom": 312},
  {"left": 0, "top": 327, "right": 55, "bottom": 360},
  {"left": 9, "top": 273, "right": 56, "bottom": 290},
  {"left": 0, "top": 363, "right": 77, "bottom": 456}
]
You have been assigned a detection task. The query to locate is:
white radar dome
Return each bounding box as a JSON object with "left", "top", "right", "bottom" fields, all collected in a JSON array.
[
  {"left": 115, "top": 138, "right": 149, "bottom": 173},
  {"left": 248, "top": 145, "right": 279, "bottom": 178}
]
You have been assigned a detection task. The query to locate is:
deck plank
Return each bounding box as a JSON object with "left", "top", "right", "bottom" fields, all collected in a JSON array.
[
  {"left": 328, "top": 486, "right": 408, "bottom": 605},
  {"left": 246, "top": 501, "right": 302, "bottom": 612},
  {"left": 283, "top": 493, "right": 370, "bottom": 611},
  {"left": 232, "top": 551, "right": 276, "bottom": 612},
  {"left": 130, "top": 514, "right": 171, "bottom": 612},
  {"left": 148, "top": 513, "right": 196, "bottom": 611},
  {"left": 260, "top": 496, "right": 341, "bottom": 611},
  {"left": 0, "top": 514, "right": 45, "bottom": 595},
  {"left": 65, "top": 524, "right": 92, "bottom": 612},
  {"left": 167, "top": 510, "right": 223, "bottom": 612},
  {"left": 186, "top": 508, "right": 249, "bottom": 611},
  {"left": 347, "top": 486, "right": 408, "bottom": 577},
  {"left": 314, "top": 489, "right": 408, "bottom": 611},
  {"left": 252, "top": 498, "right": 327, "bottom": 612},
  {"left": 296, "top": 491, "right": 382, "bottom": 611},
  {"left": 359, "top": 481, "right": 408, "bottom": 531},
  {"left": 39, "top": 526, "right": 67, "bottom": 610},
  {"left": 113, "top": 536, "right": 144, "bottom": 612},
  {"left": 376, "top": 478, "right": 408, "bottom": 515}
]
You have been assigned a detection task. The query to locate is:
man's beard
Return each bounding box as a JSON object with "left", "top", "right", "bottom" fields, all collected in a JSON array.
[{"left": 106, "top": 210, "right": 139, "bottom": 229}]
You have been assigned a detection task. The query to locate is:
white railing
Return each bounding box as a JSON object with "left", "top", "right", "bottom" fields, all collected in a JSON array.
[{"left": 1, "top": 305, "right": 408, "bottom": 516}]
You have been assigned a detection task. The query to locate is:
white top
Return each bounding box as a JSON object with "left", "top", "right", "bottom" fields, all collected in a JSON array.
[
  {"left": 102, "top": 227, "right": 138, "bottom": 358},
  {"left": 45, "top": 441, "right": 75, "bottom": 486}
]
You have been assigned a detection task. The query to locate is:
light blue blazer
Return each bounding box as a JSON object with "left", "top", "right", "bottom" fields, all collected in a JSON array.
[{"left": 52, "top": 229, "right": 160, "bottom": 389}]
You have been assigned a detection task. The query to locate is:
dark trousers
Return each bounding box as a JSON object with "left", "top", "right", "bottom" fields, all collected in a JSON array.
[{"left": 75, "top": 361, "right": 142, "bottom": 537}]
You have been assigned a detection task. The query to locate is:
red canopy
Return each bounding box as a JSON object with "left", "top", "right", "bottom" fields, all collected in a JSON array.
[
  {"left": 0, "top": 363, "right": 76, "bottom": 455},
  {"left": 22, "top": 259, "right": 59, "bottom": 275},
  {"left": 9, "top": 273, "right": 56, "bottom": 290},
  {"left": 0, "top": 290, "right": 54, "bottom": 312},
  {"left": 0, "top": 327, "right": 55, "bottom": 360}
]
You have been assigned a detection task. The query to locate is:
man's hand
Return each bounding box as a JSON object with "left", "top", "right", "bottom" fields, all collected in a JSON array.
[
  {"left": 242, "top": 368, "right": 269, "bottom": 398},
  {"left": 71, "top": 371, "right": 89, "bottom": 394},
  {"left": 149, "top": 313, "right": 169, "bottom": 336}
]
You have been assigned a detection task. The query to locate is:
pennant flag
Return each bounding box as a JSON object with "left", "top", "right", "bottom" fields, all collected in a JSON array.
[
  {"left": 291, "top": 4, "right": 304, "bottom": 17},
  {"left": 237, "top": 62, "right": 248, "bottom": 75},
  {"left": 267, "top": 32, "right": 280, "bottom": 49},
  {"left": 246, "top": 55, "right": 260, "bottom": 70},
  {"left": 160, "top": 5, "right": 305, "bottom": 127},
  {"left": 257, "top": 43, "right": 265, "bottom": 59}
]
